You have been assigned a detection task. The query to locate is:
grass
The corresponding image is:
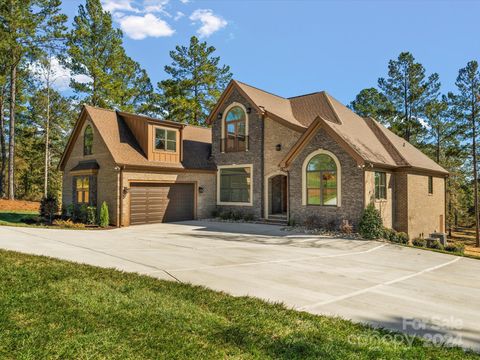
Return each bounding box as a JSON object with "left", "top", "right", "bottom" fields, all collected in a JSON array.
[
  {"left": 0, "top": 250, "right": 476, "bottom": 359},
  {"left": 449, "top": 227, "right": 480, "bottom": 257},
  {"left": 0, "top": 210, "right": 40, "bottom": 227}
]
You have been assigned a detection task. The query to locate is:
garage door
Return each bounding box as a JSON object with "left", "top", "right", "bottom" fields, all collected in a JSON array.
[{"left": 130, "top": 183, "right": 195, "bottom": 225}]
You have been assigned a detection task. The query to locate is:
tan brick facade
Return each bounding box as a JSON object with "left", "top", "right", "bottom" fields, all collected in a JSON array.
[
  {"left": 364, "top": 170, "right": 393, "bottom": 228},
  {"left": 62, "top": 115, "right": 216, "bottom": 227},
  {"left": 407, "top": 174, "right": 445, "bottom": 238},
  {"left": 62, "top": 117, "right": 120, "bottom": 225},
  {"left": 120, "top": 170, "right": 216, "bottom": 226}
]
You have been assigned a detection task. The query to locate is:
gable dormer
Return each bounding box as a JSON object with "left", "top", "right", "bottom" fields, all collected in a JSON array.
[{"left": 119, "top": 111, "right": 184, "bottom": 163}]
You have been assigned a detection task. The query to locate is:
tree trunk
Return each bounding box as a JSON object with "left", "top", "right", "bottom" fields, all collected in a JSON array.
[
  {"left": 472, "top": 111, "right": 480, "bottom": 247},
  {"left": 7, "top": 64, "right": 16, "bottom": 200},
  {"left": 0, "top": 86, "right": 6, "bottom": 197}
]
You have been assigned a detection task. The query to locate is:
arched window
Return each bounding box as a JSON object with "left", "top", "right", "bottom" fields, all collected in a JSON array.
[
  {"left": 224, "top": 106, "right": 246, "bottom": 152},
  {"left": 306, "top": 153, "right": 338, "bottom": 206},
  {"left": 84, "top": 125, "right": 93, "bottom": 155}
]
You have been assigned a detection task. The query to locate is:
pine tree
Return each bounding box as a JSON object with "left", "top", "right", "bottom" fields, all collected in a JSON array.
[
  {"left": 158, "top": 36, "right": 232, "bottom": 126},
  {"left": 449, "top": 61, "right": 480, "bottom": 247},
  {"left": 378, "top": 52, "right": 440, "bottom": 144},
  {"left": 0, "top": 0, "right": 66, "bottom": 199},
  {"left": 349, "top": 87, "right": 397, "bottom": 124},
  {"left": 64, "top": 0, "right": 153, "bottom": 111}
]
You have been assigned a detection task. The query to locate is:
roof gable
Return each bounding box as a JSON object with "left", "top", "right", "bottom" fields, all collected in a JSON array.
[{"left": 60, "top": 105, "right": 215, "bottom": 171}]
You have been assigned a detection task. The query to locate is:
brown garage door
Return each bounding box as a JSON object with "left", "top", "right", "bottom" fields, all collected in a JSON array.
[{"left": 130, "top": 183, "right": 195, "bottom": 225}]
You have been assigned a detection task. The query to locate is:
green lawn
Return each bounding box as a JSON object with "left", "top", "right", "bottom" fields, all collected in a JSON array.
[
  {"left": 0, "top": 250, "right": 476, "bottom": 359},
  {"left": 0, "top": 210, "right": 40, "bottom": 227}
]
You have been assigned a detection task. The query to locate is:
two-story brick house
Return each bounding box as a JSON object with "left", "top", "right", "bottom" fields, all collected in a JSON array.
[{"left": 60, "top": 80, "right": 448, "bottom": 238}]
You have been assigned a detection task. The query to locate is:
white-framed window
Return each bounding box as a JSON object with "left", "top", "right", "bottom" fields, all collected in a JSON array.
[
  {"left": 217, "top": 164, "right": 253, "bottom": 205},
  {"left": 375, "top": 172, "right": 387, "bottom": 200},
  {"left": 302, "top": 149, "right": 341, "bottom": 207},
  {"left": 154, "top": 127, "right": 177, "bottom": 152}
]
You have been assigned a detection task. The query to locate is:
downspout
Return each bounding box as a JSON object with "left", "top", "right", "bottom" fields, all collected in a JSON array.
[
  {"left": 118, "top": 165, "right": 124, "bottom": 227},
  {"left": 260, "top": 109, "right": 266, "bottom": 219}
]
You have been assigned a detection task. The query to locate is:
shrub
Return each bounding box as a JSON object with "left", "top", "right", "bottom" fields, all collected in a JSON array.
[
  {"left": 67, "top": 204, "right": 75, "bottom": 219},
  {"left": 211, "top": 209, "right": 220, "bottom": 218},
  {"left": 243, "top": 213, "right": 254, "bottom": 222},
  {"left": 396, "top": 232, "right": 409, "bottom": 244},
  {"left": 53, "top": 219, "right": 86, "bottom": 229},
  {"left": 99, "top": 202, "right": 109, "bottom": 228},
  {"left": 219, "top": 211, "right": 232, "bottom": 220},
  {"left": 231, "top": 211, "right": 243, "bottom": 221},
  {"left": 382, "top": 227, "right": 397, "bottom": 242},
  {"left": 304, "top": 215, "right": 321, "bottom": 230},
  {"left": 359, "top": 204, "right": 383, "bottom": 239},
  {"left": 40, "top": 195, "right": 59, "bottom": 224},
  {"left": 77, "top": 204, "right": 89, "bottom": 223},
  {"left": 427, "top": 239, "right": 444, "bottom": 250},
  {"left": 340, "top": 220, "right": 353, "bottom": 234},
  {"left": 412, "top": 238, "right": 426, "bottom": 247},
  {"left": 86, "top": 206, "right": 97, "bottom": 225},
  {"left": 287, "top": 217, "right": 297, "bottom": 227},
  {"left": 444, "top": 243, "right": 465, "bottom": 254}
]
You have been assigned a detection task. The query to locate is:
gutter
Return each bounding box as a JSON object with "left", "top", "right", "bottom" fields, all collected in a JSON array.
[{"left": 118, "top": 165, "right": 125, "bottom": 227}]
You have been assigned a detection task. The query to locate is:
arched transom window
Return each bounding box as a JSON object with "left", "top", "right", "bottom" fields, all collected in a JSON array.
[
  {"left": 84, "top": 125, "right": 93, "bottom": 155},
  {"left": 306, "top": 154, "right": 338, "bottom": 206},
  {"left": 224, "top": 106, "right": 246, "bottom": 152}
]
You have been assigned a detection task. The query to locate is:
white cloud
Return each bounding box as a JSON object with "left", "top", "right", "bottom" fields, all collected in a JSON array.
[
  {"left": 29, "top": 58, "right": 91, "bottom": 92},
  {"left": 119, "top": 13, "right": 175, "bottom": 39},
  {"left": 179, "top": 0, "right": 189, "bottom": 3},
  {"left": 144, "top": 0, "right": 170, "bottom": 15},
  {"left": 102, "top": 0, "right": 139, "bottom": 13},
  {"left": 190, "top": 9, "right": 227, "bottom": 37},
  {"left": 174, "top": 11, "right": 184, "bottom": 20}
]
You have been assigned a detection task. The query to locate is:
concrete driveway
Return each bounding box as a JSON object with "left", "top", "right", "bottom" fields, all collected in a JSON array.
[{"left": 0, "top": 220, "right": 479, "bottom": 351}]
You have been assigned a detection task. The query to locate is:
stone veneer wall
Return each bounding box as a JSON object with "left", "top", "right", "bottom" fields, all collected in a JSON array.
[
  {"left": 288, "top": 128, "right": 364, "bottom": 228},
  {"left": 62, "top": 117, "right": 119, "bottom": 225},
  {"left": 211, "top": 89, "right": 263, "bottom": 218}
]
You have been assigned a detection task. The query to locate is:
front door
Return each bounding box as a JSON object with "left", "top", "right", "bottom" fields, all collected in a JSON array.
[{"left": 270, "top": 175, "right": 287, "bottom": 215}]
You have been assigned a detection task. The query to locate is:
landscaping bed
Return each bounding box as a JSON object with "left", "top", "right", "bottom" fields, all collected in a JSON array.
[{"left": 0, "top": 249, "right": 476, "bottom": 359}]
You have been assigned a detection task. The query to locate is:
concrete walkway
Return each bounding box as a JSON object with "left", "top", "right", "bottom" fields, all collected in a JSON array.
[{"left": 0, "top": 220, "right": 479, "bottom": 351}]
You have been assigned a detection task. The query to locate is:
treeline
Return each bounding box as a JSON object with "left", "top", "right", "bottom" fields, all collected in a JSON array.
[
  {"left": 1, "top": 1, "right": 479, "bottom": 243},
  {"left": 0, "top": 0, "right": 231, "bottom": 202},
  {"left": 350, "top": 52, "right": 480, "bottom": 244}
]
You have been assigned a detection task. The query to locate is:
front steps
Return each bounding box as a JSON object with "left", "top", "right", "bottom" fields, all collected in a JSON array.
[{"left": 264, "top": 214, "right": 288, "bottom": 226}]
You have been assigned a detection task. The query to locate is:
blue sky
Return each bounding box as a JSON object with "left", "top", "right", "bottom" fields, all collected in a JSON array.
[{"left": 59, "top": 0, "right": 480, "bottom": 105}]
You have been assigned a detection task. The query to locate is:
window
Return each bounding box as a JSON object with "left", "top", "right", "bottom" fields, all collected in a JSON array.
[
  {"left": 219, "top": 167, "right": 251, "bottom": 203},
  {"left": 224, "top": 106, "right": 247, "bottom": 152},
  {"left": 375, "top": 172, "right": 387, "bottom": 200},
  {"left": 155, "top": 128, "right": 177, "bottom": 152},
  {"left": 83, "top": 125, "right": 93, "bottom": 155},
  {"left": 76, "top": 176, "right": 90, "bottom": 204},
  {"left": 306, "top": 154, "right": 337, "bottom": 206},
  {"left": 428, "top": 176, "right": 433, "bottom": 194}
]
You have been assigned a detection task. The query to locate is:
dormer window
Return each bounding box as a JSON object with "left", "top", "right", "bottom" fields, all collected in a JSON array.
[
  {"left": 83, "top": 125, "right": 93, "bottom": 155},
  {"left": 155, "top": 127, "right": 177, "bottom": 152},
  {"left": 224, "top": 106, "right": 247, "bottom": 152}
]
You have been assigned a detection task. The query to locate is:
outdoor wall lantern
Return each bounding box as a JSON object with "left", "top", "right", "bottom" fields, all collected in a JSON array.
[
  {"left": 198, "top": 186, "right": 205, "bottom": 194},
  {"left": 123, "top": 187, "right": 130, "bottom": 197},
  {"left": 246, "top": 107, "right": 252, "bottom": 114},
  {"left": 276, "top": 144, "right": 282, "bottom": 151},
  {"left": 217, "top": 113, "right": 222, "bottom": 119}
]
